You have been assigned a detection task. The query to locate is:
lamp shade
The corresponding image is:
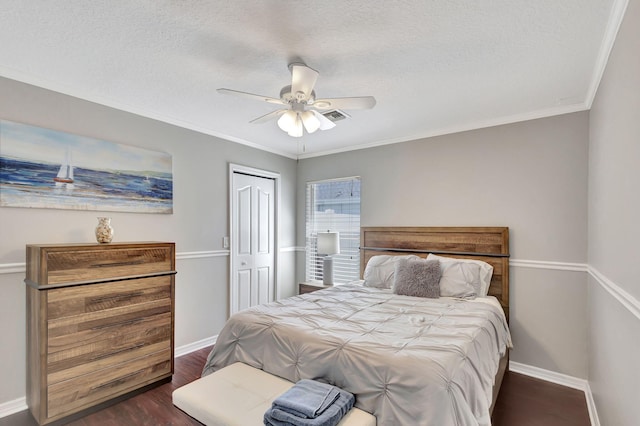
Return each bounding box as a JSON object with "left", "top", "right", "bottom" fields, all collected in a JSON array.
[
  {"left": 277, "top": 110, "right": 297, "bottom": 132},
  {"left": 317, "top": 232, "right": 340, "bottom": 255},
  {"left": 287, "top": 114, "right": 303, "bottom": 137},
  {"left": 301, "top": 110, "right": 321, "bottom": 133}
]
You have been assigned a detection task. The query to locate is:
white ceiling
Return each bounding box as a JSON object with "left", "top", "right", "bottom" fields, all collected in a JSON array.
[{"left": 0, "top": 1, "right": 625, "bottom": 159}]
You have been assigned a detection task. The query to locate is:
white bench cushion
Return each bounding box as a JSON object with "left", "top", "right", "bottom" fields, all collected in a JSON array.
[{"left": 173, "top": 362, "right": 376, "bottom": 426}]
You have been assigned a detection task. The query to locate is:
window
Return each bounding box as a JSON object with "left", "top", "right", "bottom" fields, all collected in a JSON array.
[{"left": 305, "top": 177, "right": 361, "bottom": 284}]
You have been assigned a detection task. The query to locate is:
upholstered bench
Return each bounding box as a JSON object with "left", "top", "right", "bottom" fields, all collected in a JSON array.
[{"left": 172, "top": 362, "right": 376, "bottom": 426}]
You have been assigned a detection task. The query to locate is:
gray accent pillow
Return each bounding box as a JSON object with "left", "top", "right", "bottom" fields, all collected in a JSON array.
[{"left": 393, "top": 258, "right": 441, "bottom": 298}]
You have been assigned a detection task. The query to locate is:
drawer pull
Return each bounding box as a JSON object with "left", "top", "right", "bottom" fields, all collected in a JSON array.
[
  {"left": 90, "top": 368, "right": 146, "bottom": 391},
  {"left": 91, "top": 317, "right": 144, "bottom": 330},
  {"left": 90, "top": 291, "right": 144, "bottom": 304},
  {"left": 90, "top": 343, "right": 146, "bottom": 361},
  {"left": 92, "top": 260, "right": 144, "bottom": 268}
]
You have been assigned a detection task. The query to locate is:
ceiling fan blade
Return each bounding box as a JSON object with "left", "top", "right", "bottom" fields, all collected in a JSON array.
[
  {"left": 249, "top": 109, "right": 288, "bottom": 124},
  {"left": 290, "top": 64, "right": 319, "bottom": 101},
  {"left": 217, "top": 88, "right": 285, "bottom": 105},
  {"left": 312, "top": 96, "right": 376, "bottom": 110},
  {"left": 311, "top": 110, "right": 337, "bottom": 130}
]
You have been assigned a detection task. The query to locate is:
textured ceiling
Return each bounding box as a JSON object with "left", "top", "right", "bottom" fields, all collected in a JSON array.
[{"left": 0, "top": 0, "right": 625, "bottom": 159}]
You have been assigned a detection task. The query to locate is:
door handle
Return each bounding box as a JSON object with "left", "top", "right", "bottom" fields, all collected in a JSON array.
[{"left": 241, "top": 261, "right": 247, "bottom": 266}]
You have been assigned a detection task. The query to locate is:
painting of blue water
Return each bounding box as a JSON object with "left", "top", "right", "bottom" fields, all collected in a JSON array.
[{"left": 0, "top": 120, "right": 173, "bottom": 213}]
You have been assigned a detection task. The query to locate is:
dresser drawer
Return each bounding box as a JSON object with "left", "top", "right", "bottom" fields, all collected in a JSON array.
[
  {"left": 46, "top": 246, "right": 173, "bottom": 285},
  {"left": 47, "top": 346, "right": 172, "bottom": 419},
  {"left": 47, "top": 313, "right": 172, "bottom": 381},
  {"left": 27, "top": 243, "right": 174, "bottom": 286},
  {"left": 46, "top": 276, "right": 172, "bottom": 321}
]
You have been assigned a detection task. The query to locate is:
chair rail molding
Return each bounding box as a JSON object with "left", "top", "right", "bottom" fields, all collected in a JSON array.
[
  {"left": 510, "top": 258, "right": 587, "bottom": 272},
  {"left": 176, "top": 250, "right": 229, "bottom": 260},
  {"left": 588, "top": 265, "right": 640, "bottom": 321},
  {"left": 279, "top": 246, "right": 301, "bottom": 252},
  {"left": 0, "top": 250, "right": 230, "bottom": 275},
  {"left": 0, "top": 262, "right": 25, "bottom": 274},
  {"left": 2, "top": 256, "right": 638, "bottom": 323}
]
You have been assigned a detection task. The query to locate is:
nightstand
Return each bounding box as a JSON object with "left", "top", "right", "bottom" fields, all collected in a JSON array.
[{"left": 299, "top": 281, "right": 332, "bottom": 295}]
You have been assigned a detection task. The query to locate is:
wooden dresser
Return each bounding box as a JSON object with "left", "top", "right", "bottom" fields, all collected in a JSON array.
[{"left": 25, "top": 242, "right": 176, "bottom": 425}]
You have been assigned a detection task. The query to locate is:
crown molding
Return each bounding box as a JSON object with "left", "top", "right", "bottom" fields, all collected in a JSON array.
[
  {"left": 297, "top": 104, "right": 588, "bottom": 159},
  {"left": 0, "top": 68, "right": 298, "bottom": 160},
  {"left": 585, "top": 0, "right": 630, "bottom": 108}
]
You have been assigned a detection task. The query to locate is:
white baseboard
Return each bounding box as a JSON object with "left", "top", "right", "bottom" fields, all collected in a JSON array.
[
  {"left": 584, "top": 381, "right": 600, "bottom": 426},
  {"left": 175, "top": 335, "right": 217, "bottom": 358},
  {"left": 0, "top": 397, "right": 27, "bottom": 419},
  {"left": 510, "top": 361, "right": 600, "bottom": 426},
  {"left": 509, "top": 361, "right": 587, "bottom": 390},
  {"left": 0, "top": 335, "right": 219, "bottom": 420}
]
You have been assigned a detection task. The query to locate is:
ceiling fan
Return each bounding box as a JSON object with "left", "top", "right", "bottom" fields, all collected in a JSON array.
[{"left": 218, "top": 63, "right": 376, "bottom": 137}]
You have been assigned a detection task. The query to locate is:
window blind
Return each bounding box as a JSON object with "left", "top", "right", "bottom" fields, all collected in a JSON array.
[{"left": 305, "top": 177, "right": 361, "bottom": 284}]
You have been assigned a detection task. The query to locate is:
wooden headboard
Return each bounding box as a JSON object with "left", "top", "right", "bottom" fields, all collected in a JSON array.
[{"left": 360, "top": 227, "right": 510, "bottom": 321}]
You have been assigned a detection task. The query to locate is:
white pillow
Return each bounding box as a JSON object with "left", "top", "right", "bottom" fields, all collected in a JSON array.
[
  {"left": 427, "top": 254, "right": 494, "bottom": 297},
  {"left": 363, "top": 255, "right": 421, "bottom": 289}
]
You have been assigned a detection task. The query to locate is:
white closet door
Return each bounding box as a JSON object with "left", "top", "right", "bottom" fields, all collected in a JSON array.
[{"left": 231, "top": 172, "right": 275, "bottom": 314}]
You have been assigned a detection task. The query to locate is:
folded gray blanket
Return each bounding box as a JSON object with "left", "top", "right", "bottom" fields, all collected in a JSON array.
[
  {"left": 264, "top": 380, "right": 355, "bottom": 426},
  {"left": 273, "top": 379, "right": 341, "bottom": 419}
]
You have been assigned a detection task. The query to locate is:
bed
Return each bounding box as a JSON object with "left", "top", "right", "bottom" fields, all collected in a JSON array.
[{"left": 202, "top": 227, "right": 511, "bottom": 425}]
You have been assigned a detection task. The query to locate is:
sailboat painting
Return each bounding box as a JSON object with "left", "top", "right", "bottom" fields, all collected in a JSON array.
[
  {"left": 53, "top": 149, "right": 74, "bottom": 184},
  {"left": 0, "top": 119, "right": 173, "bottom": 213}
]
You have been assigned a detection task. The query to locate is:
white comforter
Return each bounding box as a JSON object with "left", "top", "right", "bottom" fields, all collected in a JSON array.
[{"left": 202, "top": 283, "right": 511, "bottom": 425}]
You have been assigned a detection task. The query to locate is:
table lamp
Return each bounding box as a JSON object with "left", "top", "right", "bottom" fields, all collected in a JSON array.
[{"left": 317, "top": 231, "right": 340, "bottom": 285}]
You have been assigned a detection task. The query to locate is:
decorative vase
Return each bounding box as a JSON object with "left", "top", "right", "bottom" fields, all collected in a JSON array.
[{"left": 95, "top": 217, "right": 114, "bottom": 243}]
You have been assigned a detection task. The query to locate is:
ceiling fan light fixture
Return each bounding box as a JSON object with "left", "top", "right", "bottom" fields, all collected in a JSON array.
[
  {"left": 301, "top": 110, "right": 320, "bottom": 133},
  {"left": 219, "top": 62, "right": 376, "bottom": 139},
  {"left": 287, "top": 114, "right": 303, "bottom": 137},
  {"left": 277, "top": 110, "right": 297, "bottom": 132}
]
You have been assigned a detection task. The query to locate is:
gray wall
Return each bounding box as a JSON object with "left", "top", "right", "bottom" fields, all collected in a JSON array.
[
  {"left": 297, "top": 112, "right": 590, "bottom": 378},
  {"left": 588, "top": 0, "right": 640, "bottom": 424},
  {"left": 0, "top": 77, "right": 297, "bottom": 404},
  {"left": 3, "top": 7, "right": 638, "bottom": 420}
]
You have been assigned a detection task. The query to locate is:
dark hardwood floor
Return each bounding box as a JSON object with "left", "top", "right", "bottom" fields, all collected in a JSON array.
[
  {"left": 492, "top": 370, "right": 591, "bottom": 426},
  {"left": 1, "top": 347, "right": 591, "bottom": 425}
]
